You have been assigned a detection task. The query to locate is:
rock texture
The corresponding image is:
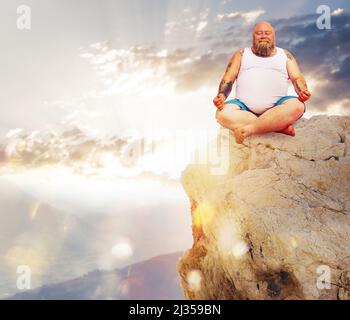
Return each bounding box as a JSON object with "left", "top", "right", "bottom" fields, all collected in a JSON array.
[{"left": 177, "top": 115, "right": 350, "bottom": 300}]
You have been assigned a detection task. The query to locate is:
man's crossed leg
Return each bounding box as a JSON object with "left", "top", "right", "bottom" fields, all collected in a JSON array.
[{"left": 215, "top": 97, "right": 305, "bottom": 144}]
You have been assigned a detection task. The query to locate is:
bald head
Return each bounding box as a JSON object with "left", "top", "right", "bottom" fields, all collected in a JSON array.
[
  {"left": 253, "top": 20, "right": 275, "bottom": 33},
  {"left": 252, "top": 20, "right": 276, "bottom": 57}
]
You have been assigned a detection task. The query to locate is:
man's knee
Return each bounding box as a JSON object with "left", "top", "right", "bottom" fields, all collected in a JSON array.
[
  {"left": 215, "top": 108, "right": 225, "bottom": 124},
  {"left": 216, "top": 104, "right": 239, "bottom": 125},
  {"left": 282, "top": 99, "right": 305, "bottom": 118},
  {"left": 292, "top": 100, "right": 305, "bottom": 118},
  {"left": 215, "top": 106, "right": 229, "bottom": 125}
]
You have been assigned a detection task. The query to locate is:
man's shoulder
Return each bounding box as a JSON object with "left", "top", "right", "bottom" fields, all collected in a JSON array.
[
  {"left": 281, "top": 48, "right": 295, "bottom": 60},
  {"left": 232, "top": 48, "right": 245, "bottom": 58},
  {"left": 237, "top": 48, "right": 245, "bottom": 55}
]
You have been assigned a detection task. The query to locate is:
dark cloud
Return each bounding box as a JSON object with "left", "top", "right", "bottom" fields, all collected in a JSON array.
[
  {"left": 168, "top": 52, "right": 230, "bottom": 91},
  {"left": 273, "top": 13, "right": 350, "bottom": 111}
]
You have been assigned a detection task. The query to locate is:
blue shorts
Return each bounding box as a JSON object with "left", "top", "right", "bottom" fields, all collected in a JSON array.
[{"left": 224, "top": 96, "right": 306, "bottom": 119}]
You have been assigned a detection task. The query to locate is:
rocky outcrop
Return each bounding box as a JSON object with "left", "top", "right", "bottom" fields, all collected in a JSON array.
[{"left": 177, "top": 115, "right": 350, "bottom": 300}]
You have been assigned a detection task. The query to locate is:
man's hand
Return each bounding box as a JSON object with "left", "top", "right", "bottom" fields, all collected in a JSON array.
[
  {"left": 213, "top": 93, "right": 226, "bottom": 111},
  {"left": 298, "top": 89, "right": 311, "bottom": 102}
]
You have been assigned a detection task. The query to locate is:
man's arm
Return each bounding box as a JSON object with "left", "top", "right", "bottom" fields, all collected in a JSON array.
[
  {"left": 217, "top": 48, "right": 244, "bottom": 99},
  {"left": 284, "top": 49, "right": 311, "bottom": 102}
]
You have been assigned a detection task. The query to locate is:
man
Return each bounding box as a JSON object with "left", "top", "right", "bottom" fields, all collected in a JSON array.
[{"left": 213, "top": 20, "right": 311, "bottom": 144}]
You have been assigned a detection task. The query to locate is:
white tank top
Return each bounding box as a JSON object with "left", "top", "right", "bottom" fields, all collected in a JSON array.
[{"left": 235, "top": 47, "right": 289, "bottom": 114}]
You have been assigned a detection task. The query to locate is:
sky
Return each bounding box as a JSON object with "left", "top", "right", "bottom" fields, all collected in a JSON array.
[{"left": 0, "top": 0, "right": 349, "bottom": 139}]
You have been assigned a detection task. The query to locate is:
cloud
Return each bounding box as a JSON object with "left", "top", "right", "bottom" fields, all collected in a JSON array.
[
  {"left": 216, "top": 9, "right": 266, "bottom": 24},
  {"left": 197, "top": 21, "right": 208, "bottom": 32},
  {"left": 0, "top": 124, "right": 180, "bottom": 181},
  {"left": 163, "top": 8, "right": 210, "bottom": 38},
  {"left": 332, "top": 8, "right": 344, "bottom": 16},
  {"left": 3, "top": 38, "right": 225, "bottom": 179},
  {"left": 220, "top": 0, "right": 233, "bottom": 5},
  {"left": 216, "top": 12, "right": 240, "bottom": 22},
  {"left": 84, "top": 42, "right": 232, "bottom": 94},
  {"left": 273, "top": 10, "right": 350, "bottom": 113},
  {"left": 77, "top": 8, "right": 258, "bottom": 96}
]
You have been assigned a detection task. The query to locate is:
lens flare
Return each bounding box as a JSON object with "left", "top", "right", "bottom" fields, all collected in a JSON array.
[
  {"left": 111, "top": 241, "right": 133, "bottom": 260},
  {"left": 30, "top": 201, "right": 41, "bottom": 220},
  {"left": 187, "top": 269, "right": 202, "bottom": 292},
  {"left": 232, "top": 241, "right": 250, "bottom": 258},
  {"left": 217, "top": 219, "right": 249, "bottom": 258},
  {"left": 290, "top": 237, "right": 298, "bottom": 248},
  {"left": 193, "top": 202, "right": 215, "bottom": 228}
]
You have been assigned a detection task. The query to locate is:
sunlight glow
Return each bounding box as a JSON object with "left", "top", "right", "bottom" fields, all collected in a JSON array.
[
  {"left": 111, "top": 241, "right": 133, "bottom": 260},
  {"left": 5, "top": 246, "right": 49, "bottom": 276},
  {"left": 193, "top": 202, "right": 215, "bottom": 228}
]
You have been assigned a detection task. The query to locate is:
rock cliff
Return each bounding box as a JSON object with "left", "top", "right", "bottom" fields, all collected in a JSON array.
[{"left": 177, "top": 115, "right": 350, "bottom": 300}]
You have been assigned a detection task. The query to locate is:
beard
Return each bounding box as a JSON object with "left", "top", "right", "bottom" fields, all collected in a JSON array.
[{"left": 253, "top": 39, "right": 275, "bottom": 57}]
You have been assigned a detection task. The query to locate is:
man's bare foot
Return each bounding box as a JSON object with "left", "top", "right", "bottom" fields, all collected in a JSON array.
[
  {"left": 277, "top": 124, "right": 295, "bottom": 136},
  {"left": 233, "top": 125, "right": 254, "bottom": 144}
]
